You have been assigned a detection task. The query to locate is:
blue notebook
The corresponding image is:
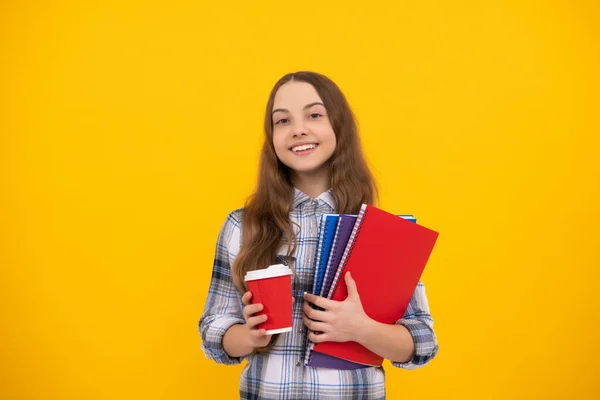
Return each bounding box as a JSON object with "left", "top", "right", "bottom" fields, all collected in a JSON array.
[
  {"left": 311, "top": 214, "right": 339, "bottom": 297},
  {"left": 398, "top": 215, "right": 417, "bottom": 223},
  {"left": 321, "top": 214, "right": 357, "bottom": 299}
]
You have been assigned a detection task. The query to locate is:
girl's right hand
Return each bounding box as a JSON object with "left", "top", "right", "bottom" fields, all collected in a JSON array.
[{"left": 242, "top": 291, "right": 272, "bottom": 349}]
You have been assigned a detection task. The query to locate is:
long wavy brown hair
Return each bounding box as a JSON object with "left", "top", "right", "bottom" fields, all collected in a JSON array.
[{"left": 232, "top": 71, "right": 378, "bottom": 350}]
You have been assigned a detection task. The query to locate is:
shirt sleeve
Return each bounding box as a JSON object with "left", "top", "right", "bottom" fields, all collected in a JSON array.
[
  {"left": 198, "top": 211, "right": 246, "bottom": 365},
  {"left": 391, "top": 281, "right": 439, "bottom": 370}
]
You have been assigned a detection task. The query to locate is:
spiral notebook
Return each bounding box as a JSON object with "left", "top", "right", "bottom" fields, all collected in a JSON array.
[
  {"left": 311, "top": 214, "right": 339, "bottom": 300},
  {"left": 309, "top": 204, "right": 439, "bottom": 367},
  {"left": 306, "top": 214, "right": 360, "bottom": 368},
  {"left": 306, "top": 212, "right": 420, "bottom": 369},
  {"left": 321, "top": 214, "right": 357, "bottom": 299}
]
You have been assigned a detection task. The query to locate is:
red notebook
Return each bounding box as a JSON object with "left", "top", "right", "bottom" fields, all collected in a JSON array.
[{"left": 311, "top": 204, "right": 439, "bottom": 366}]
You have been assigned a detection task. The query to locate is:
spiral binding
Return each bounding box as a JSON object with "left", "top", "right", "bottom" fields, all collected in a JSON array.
[
  {"left": 310, "top": 216, "right": 326, "bottom": 295},
  {"left": 312, "top": 215, "right": 332, "bottom": 297}
]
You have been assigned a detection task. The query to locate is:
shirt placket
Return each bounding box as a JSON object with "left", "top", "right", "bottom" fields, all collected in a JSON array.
[{"left": 295, "top": 198, "right": 319, "bottom": 367}]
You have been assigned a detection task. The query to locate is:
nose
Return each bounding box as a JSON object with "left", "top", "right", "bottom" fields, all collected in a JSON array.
[{"left": 292, "top": 120, "right": 308, "bottom": 138}]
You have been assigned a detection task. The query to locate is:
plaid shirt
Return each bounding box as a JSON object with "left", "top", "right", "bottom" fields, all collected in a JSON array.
[{"left": 199, "top": 189, "right": 438, "bottom": 399}]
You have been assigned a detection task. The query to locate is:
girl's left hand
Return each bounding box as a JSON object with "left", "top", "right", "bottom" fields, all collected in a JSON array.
[{"left": 303, "top": 271, "right": 370, "bottom": 343}]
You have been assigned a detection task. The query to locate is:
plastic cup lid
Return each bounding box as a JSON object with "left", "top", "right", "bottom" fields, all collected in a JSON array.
[{"left": 244, "top": 264, "right": 292, "bottom": 281}]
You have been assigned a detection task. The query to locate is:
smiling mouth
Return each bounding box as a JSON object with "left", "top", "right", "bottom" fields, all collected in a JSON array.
[{"left": 290, "top": 143, "right": 318, "bottom": 153}]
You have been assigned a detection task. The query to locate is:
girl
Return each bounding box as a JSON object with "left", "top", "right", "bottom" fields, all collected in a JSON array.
[{"left": 199, "top": 71, "right": 438, "bottom": 399}]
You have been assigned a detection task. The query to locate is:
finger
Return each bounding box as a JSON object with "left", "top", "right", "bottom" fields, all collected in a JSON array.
[
  {"left": 308, "top": 330, "right": 329, "bottom": 343},
  {"left": 303, "top": 315, "right": 329, "bottom": 333},
  {"left": 242, "top": 291, "right": 252, "bottom": 305},
  {"left": 246, "top": 314, "right": 267, "bottom": 329},
  {"left": 243, "top": 303, "right": 263, "bottom": 319},
  {"left": 344, "top": 272, "right": 360, "bottom": 300},
  {"left": 303, "top": 302, "right": 329, "bottom": 322},
  {"left": 303, "top": 292, "right": 336, "bottom": 310},
  {"left": 250, "top": 328, "right": 272, "bottom": 339}
]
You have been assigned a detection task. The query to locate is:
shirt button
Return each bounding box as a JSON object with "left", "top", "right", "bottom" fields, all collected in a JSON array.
[{"left": 296, "top": 360, "right": 302, "bottom": 366}]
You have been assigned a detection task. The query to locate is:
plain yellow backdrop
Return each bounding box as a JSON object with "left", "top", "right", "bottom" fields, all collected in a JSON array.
[{"left": 1, "top": 1, "right": 599, "bottom": 399}]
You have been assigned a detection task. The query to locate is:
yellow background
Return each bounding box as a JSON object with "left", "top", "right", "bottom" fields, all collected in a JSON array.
[{"left": 2, "top": 1, "right": 599, "bottom": 399}]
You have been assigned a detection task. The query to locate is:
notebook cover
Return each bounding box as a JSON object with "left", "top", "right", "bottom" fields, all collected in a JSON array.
[
  {"left": 312, "top": 204, "right": 439, "bottom": 366},
  {"left": 312, "top": 214, "right": 339, "bottom": 297},
  {"left": 320, "top": 214, "right": 357, "bottom": 299},
  {"left": 306, "top": 349, "right": 370, "bottom": 369}
]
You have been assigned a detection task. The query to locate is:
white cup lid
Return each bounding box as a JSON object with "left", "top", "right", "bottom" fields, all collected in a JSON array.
[{"left": 244, "top": 264, "right": 292, "bottom": 281}]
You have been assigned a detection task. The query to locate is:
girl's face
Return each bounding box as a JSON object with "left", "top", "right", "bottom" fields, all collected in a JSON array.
[{"left": 271, "top": 81, "right": 337, "bottom": 182}]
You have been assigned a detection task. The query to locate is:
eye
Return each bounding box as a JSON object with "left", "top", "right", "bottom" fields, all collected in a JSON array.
[
  {"left": 309, "top": 113, "right": 322, "bottom": 119},
  {"left": 275, "top": 118, "right": 289, "bottom": 125}
]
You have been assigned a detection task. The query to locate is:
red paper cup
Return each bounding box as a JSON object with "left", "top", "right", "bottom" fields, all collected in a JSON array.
[{"left": 244, "top": 264, "right": 293, "bottom": 334}]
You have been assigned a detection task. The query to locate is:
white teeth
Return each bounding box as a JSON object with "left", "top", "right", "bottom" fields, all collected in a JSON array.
[{"left": 292, "top": 144, "right": 317, "bottom": 152}]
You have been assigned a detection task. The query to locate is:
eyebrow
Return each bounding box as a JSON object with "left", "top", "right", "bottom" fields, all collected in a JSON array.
[{"left": 272, "top": 102, "right": 325, "bottom": 115}]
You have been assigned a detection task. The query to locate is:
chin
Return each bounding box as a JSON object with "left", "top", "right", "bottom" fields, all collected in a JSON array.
[{"left": 288, "top": 163, "right": 328, "bottom": 176}]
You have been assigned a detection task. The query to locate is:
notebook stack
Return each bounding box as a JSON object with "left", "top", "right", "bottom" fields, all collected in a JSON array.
[{"left": 304, "top": 204, "right": 439, "bottom": 369}]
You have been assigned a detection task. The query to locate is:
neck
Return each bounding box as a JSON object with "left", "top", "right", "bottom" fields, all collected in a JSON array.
[{"left": 290, "top": 168, "right": 331, "bottom": 198}]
